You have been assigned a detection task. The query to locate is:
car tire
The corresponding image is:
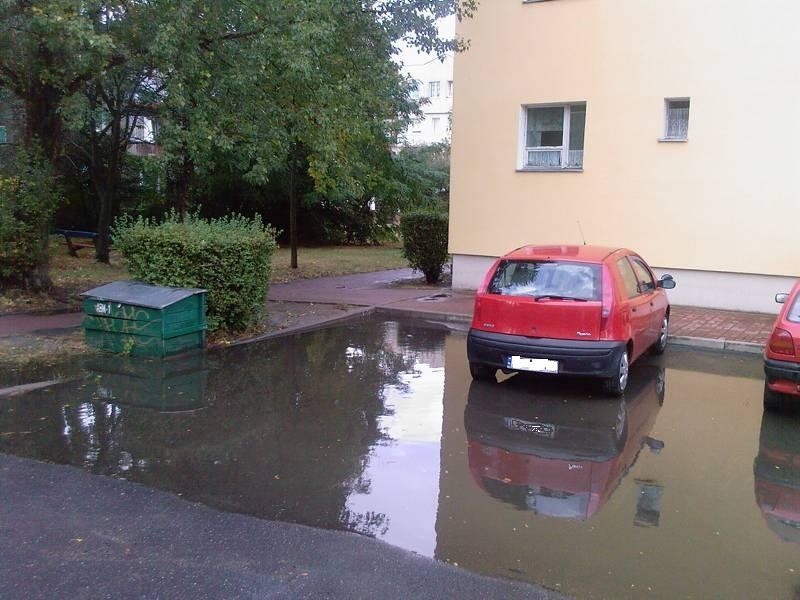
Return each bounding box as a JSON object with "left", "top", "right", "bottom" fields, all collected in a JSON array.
[
  {"left": 650, "top": 314, "right": 669, "bottom": 355},
  {"left": 469, "top": 361, "right": 496, "bottom": 382},
  {"left": 763, "top": 381, "right": 784, "bottom": 411},
  {"left": 604, "top": 349, "right": 630, "bottom": 397}
]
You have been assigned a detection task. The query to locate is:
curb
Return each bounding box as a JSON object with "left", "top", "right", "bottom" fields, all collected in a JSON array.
[
  {"left": 667, "top": 335, "right": 764, "bottom": 355},
  {"left": 221, "top": 307, "right": 374, "bottom": 347}
]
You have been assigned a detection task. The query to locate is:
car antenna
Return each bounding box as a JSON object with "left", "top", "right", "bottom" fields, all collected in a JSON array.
[{"left": 577, "top": 221, "right": 587, "bottom": 245}]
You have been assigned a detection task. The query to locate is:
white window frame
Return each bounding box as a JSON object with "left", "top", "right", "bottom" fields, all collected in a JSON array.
[
  {"left": 447, "top": 80, "right": 453, "bottom": 97},
  {"left": 661, "top": 97, "right": 690, "bottom": 141},
  {"left": 519, "top": 102, "right": 585, "bottom": 170},
  {"left": 429, "top": 81, "right": 440, "bottom": 98}
]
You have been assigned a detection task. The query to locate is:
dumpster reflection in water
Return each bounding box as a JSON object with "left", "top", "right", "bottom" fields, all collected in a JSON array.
[
  {"left": 85, "top": 353, "right": 208, "bottom": 412},
  {"left": 464, "top": 367, "right": 665, "bottom": 522},
  {"left": 754, "top": 410, "right": 800, "bottom": 545}
]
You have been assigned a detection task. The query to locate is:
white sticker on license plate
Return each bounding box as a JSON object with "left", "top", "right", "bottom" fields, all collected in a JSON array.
[
  {"left": 504, "top": 417, "right": 556, "bottom": 438},
  {"left": 508, "top": 356, "right": 559, "bottom": 373}
]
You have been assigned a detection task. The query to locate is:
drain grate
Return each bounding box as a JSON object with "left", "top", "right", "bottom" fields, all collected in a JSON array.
[{"left": 418, "top": 293, "right": 451, "bottom": 303}]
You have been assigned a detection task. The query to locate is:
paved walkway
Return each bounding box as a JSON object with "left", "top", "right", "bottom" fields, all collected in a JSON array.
[{"left": 0, "top": 268, "right": 778, "bottom": 351}]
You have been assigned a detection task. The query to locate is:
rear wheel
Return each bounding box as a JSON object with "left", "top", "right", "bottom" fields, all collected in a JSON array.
[
  {"left": 469, "top": 361, "right": 496, "bottom": 382},
  {"left": 651, "top": 314, "right": 669, "bottom": 355},
  {"left": 763, "top": 381, "right": 784, "bottom": 411},
  {"left": 604, "top": 349, "right": 629, "bottom": 397}
]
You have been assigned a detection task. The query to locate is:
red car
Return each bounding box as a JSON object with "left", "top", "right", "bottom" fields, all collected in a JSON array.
[
  {"left": 467, "top": 245, "right": 675, "bottom": 396},
  {"left": 763, "top": 280, "right": 800, "bottom": 409}
]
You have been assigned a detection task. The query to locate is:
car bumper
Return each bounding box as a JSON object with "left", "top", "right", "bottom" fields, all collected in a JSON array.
[
  {"left": 467, "top": 329, "right": 626, "bottom": 378},
  {"left": 764, "top": 357, "right": 800, "bottom": 396}
]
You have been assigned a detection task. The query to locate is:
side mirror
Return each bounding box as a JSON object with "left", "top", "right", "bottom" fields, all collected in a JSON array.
[
  {"left": 776, "top": 293, "right": 789, "bottom": 304},
  {"left": 657, "top": 274, "right": 676, "bottom": 290}
]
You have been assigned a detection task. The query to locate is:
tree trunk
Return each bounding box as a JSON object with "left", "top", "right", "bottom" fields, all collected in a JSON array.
[
  {"left": 95, "top": 187, "right": 113, "bottom": 263},
  {"left": 169, "top": 156, "right": 193, "bottom": 220},
  {"left": 23, "top": 86, "right": 64, "bottom": 167},
  {"left": 289, "top": 155, "right": 298, "bottom": 269}
]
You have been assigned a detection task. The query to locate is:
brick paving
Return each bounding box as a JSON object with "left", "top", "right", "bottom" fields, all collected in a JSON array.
[{"left": 669, "top": 305, "right": 775, "bottom": 345}]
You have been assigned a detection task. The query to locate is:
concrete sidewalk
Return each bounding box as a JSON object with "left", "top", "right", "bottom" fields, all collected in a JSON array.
[{"left": 0, "top": 268, "right": 777, "bottom": 352}]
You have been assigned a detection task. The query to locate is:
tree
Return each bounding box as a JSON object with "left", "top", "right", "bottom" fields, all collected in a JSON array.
[{"left": 0, "top": 1, "right": 118, "bottom": 165}]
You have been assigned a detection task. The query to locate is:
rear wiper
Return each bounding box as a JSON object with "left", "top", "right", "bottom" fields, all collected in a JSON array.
[{"left": 534, "top": 295, "right": 588, "bottom": 302}]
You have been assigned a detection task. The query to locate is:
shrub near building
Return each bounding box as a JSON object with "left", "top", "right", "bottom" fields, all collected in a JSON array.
[
  {"left": 400, "top": 210, "right": 449, "bottom": 284},
  {"left": 113, "top": 213, "right": 277, "bottom": 333}
]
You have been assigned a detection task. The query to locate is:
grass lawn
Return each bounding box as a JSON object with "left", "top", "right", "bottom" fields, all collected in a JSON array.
[
  {"left": 0, "top": 238, "right": 408, "bottom": 313},
  {"left": 270, "top": 245, "right": 406, "bottom": 283}
]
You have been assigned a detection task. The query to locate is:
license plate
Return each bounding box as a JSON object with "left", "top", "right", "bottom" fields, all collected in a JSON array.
[
  {"left": 504, "top": 417, "right": 556, "bottom": 438},
  {"left": 507, "top": 356, "right": 559, "bottom": 373}
]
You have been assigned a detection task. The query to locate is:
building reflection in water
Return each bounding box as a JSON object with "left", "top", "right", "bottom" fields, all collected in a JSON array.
[{"left": 464, "top": 366, "right": 665, "bottom": 522}]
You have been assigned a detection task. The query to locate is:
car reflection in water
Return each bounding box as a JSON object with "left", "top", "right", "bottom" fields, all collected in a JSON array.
[
  {"left": 464, "top": 367, "right": 666, "bottom": 521},
  {"left": 754, "top": 410, "right": 800, "bottom": 545}
]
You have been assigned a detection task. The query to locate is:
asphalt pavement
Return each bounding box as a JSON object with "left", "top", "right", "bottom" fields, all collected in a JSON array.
[{"left": 0, "top": 454, "right": 565, "bottom": 600}]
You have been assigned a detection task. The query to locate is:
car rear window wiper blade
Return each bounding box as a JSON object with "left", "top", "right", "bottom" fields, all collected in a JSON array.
[{"left": 534, "top": 294, "right": 589, "bottom": 302}]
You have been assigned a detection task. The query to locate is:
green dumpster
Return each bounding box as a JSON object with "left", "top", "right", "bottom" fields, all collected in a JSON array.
[{"left": 81, "top": 281, "right": 207, "bottom": 357}]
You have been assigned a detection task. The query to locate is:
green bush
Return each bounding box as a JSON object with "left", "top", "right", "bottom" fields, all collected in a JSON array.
[
  {"left": 112, "top": 212, "right": 278, "bottom": 332},
  {"left": 0, "top": 150, "right": 61, "bottom": 290},
  {"left": 400, "top": 210, "right": 449, "bottom": 284}
]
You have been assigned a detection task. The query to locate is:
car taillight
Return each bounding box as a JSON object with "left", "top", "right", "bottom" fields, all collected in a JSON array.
[
  {"left": 473, "top": 295, "right": 483, "bottom": 324},
  {"left": 600, "top": 264, "right": 614, "bottom": 337},
  {"left": 769, "top": 328, "right": 795, "bottom": 356}
]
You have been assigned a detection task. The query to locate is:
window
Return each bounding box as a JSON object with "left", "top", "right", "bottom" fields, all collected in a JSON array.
[
  {"left": 630, "top": 257, "right": 655, "bottom": 293},
  {"left": 429, "top": 81, "right": 440, "bottom": 97},
  {"left": 410, "top": 80, "right": 421, "bottom": 100},
  {"left": 617, "top": 258, "right": 640, "bottom": 299},
  {"left": 489, "top": 261, "right": 601, "bottom": 301},
  {"left": 522, "top": 103, "right": 585, "bottom": 169},
  {"left": 447, "top": 80, "right": 454, "bottom": 97},
  {"left": 788, "top": 295, "right": 800, "bottom": 323},
  {"left": 432, "top": 117, "right": 440, "bottom": 134},
  {"left": 664, "top": 98, "right": 690, "bottom": 140}
]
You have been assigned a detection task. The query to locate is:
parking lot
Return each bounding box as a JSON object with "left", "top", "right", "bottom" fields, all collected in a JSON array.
[{"left": 1, "top": 316, "right": 797, "bottom": 599}]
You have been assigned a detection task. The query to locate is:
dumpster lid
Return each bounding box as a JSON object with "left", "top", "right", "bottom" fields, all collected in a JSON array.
[{"left": 81, "top": 281, "right": 207, "bottom": 309}]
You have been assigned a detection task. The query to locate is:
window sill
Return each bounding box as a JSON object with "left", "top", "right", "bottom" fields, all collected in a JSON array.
[
  {"left": 658, "top": 138, "right": 688, "bottom": 143},
  {"left": 516, "top": 167, "right": 583, "bottom": 173}
]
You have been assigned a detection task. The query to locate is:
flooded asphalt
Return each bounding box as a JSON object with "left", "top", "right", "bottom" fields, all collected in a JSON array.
[{"left": 1, "top": 316, "right": 798, "bottom": 599}]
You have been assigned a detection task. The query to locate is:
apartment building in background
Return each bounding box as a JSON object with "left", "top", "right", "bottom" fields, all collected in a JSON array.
[
  {"left": 397, "top": 17, "right": 454, "bottom": 146},
  {"left": 449, "top": 1, "right": 800, "bottom": 312}
]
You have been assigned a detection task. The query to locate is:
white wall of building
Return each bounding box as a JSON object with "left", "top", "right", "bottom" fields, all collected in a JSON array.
[{"left": 396, "top": 17, "right": 455, "bottom": 146}]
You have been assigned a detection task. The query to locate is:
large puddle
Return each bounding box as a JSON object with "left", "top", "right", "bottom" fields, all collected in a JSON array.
[{"left": 1, "top": 316, "right": 798, "bottom": 599}]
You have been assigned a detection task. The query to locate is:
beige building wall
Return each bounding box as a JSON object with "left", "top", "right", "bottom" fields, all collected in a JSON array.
[{"left": 449, "top": 0, "right": 800, "bottom": 312}]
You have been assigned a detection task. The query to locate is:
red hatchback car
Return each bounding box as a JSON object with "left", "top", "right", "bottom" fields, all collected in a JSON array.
[
  {"left": 763, "top": 280, "right": 800, "bottom": 409},
  {"left": 467, "top": 245, "right": 676, "bottom": 396}
]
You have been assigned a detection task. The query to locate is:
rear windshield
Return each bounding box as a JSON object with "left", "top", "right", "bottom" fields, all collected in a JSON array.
[
  {"left": 788, "top": 295, "right": 800, "bottom": 323},
  {"left": 488, "top": 260, "right": 601, "bottom": 300}
]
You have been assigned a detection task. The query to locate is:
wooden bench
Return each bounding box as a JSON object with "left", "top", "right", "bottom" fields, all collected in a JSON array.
[{"left": 54, "top": 229, "right": 98, "bottom": 257}]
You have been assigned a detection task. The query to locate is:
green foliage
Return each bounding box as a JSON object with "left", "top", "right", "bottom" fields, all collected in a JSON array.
[
  {"left": 400, "top": 210, "right": 449, "bottom": 284},
  {"left": 0, "top": 149, "right": 61, "bottom": 288},
  {"left": 112, "top": 213, "right": 277, "bottom": 333},
  {"left": 392, "top": 143, "right": 451, "bottom": 210}
]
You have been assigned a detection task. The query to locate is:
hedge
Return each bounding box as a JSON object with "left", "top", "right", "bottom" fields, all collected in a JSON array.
[
  {"left": 400, "top": 210, "right": 449, "bottom": 284},
  {"left": 112, "top": 212, "right": 277, "bottom": 333}
]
